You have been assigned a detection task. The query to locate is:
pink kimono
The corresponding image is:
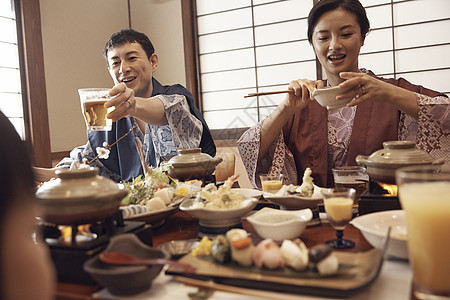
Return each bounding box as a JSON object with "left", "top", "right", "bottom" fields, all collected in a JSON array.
[{"left": 237, "top": 69, "right": 450, "bottom": 188}]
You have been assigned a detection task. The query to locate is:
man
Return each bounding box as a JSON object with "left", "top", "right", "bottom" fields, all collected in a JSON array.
[{"left": 55, "top": 29, "right": 216, "bottom": 182}]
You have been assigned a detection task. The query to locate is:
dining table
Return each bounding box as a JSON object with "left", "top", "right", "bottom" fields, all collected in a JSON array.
[{"left": 55, "top": 209, "right": 415, "bottom": 300}]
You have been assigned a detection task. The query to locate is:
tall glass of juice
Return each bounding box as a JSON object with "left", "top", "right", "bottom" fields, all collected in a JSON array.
[{"left": 396, "top": 165, "right": 450, "bottom": 300}]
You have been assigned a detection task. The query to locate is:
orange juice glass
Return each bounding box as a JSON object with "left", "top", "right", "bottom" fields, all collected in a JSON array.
[{"left": 396, "top": 165, "right": 450, "bottom": 299}]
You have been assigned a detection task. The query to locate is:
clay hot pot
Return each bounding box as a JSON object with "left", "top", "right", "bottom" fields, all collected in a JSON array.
[
  {"left": 356, "top": 141, "right": 445, "bottom": 184},
  {"left": 162, "top": 148, "right": 222, "bottom": 181},
  {"left": 36, "top": 167, "right": 128, "bottom": 225}
]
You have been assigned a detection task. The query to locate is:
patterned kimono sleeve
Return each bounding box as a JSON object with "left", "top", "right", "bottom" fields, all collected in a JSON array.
[
  {"left": 399, "top": 94, "right": 450, "bottom": 168},
  {"left": 151, "top": 94, "right": 203, "bottom": 162},
  {"left": 55, "top": 141, "right": 122, "bottom": 182},
  {"left": 237, "top": 122, "right": 298, "bottom": 189}
]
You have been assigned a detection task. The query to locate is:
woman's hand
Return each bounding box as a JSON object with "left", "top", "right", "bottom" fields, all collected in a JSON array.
[
  {"left": 337, "top": 72, "right": 390, "bottom": 105},
  {"left": 259, "top": 78, "right": 324, "bottom": 159},
  {"left": 105, "top": 83, "right": 136, "bottom": 121},
  {"left": 338, "top": 72, "right": 418, "bottom": 118},
  {"left": 284, "top": 79, "right": 325, "bottom": 113}
]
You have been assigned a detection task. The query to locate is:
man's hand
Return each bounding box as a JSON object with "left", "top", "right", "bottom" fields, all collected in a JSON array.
[{"left": 105, "top": 83, "right": 136, "bottom": 121}]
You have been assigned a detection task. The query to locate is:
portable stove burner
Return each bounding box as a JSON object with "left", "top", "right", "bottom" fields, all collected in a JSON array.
[
  {"left": 358, "top": 180, "right": 401, "bottom": 215},
  {"left": 40, "top": 211, "right": 153, "bottom": 285}
]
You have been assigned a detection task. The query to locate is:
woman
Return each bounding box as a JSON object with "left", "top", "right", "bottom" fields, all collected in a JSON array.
[
  {"left": 0, "top": 111, "right": 56, "bottom": 299},
  {"left": 237, "top": 0, "right": 449, "bottom": 188}
]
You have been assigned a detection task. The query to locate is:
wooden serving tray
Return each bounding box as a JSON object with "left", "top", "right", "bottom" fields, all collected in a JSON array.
[{"left": 167, "top": 247, "right": 386, "bottom": 298}]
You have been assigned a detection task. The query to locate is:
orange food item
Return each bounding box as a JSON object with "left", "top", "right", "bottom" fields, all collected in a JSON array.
[{"left": 231, "top": 237, "right": 252, "bottom": 249}]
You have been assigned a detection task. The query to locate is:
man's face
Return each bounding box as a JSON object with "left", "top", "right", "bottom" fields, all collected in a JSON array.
[{"left": 107, "top": 42, "right": 158, "bottom": 98}]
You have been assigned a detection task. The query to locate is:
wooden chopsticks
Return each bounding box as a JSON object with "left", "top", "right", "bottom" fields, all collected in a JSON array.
[
  {"left": 244, "top": 90, "right": 293, "bottom": 98},
  {"left": 175, "top": 276, "right": 301, "bottom": 300}
]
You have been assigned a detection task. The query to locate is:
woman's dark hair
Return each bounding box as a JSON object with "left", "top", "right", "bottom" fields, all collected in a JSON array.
[
  {"left": 0, "top": 111, "right": 35, "bottom": 297},
  {"left": 103, "top": 28, "right": 155, "bottom": 64},
  {"left": 307, "top": 0, "right": 370, "bottom": 44}
]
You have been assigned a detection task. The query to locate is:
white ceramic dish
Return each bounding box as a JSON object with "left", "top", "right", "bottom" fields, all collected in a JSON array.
[
  {"left": 122, "top": 206, "right": 179, "bottom": 227},
  {"left": 263, "top": 185, "right": 323, "bottom": 210},
  {"left": 231, "top": 188, "right": 263, "bottom": 200},
  {"left": 247, "top": 207, "right": 312, "bottom": 242},
  {"left": 312, "top": 86, "right": 352, "bottom": 109},
  {"left": 179, "top": 197, "right": 258, "bottom": 228},
  {"left": 351, "top": 210, "right": 408, "bottom": 259}
]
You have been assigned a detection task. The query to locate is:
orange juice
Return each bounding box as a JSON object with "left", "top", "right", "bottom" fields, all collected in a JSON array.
[
  {"left": 261, "top": 180, "right": 282, "bottom": 193},
  {"left": 399, "top": 182, "right": 450, "bottom": 295},
  {"left": 324, "top": 197, "right": 353, "bottom": 229}
]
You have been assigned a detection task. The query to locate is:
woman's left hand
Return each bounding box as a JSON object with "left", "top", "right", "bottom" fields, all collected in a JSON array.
[
  {"left": 337, "top": 71, "right": 418, "bottom": 118},
  {"left": 337, "top": 72, "right": 392, "bottom": 105}
]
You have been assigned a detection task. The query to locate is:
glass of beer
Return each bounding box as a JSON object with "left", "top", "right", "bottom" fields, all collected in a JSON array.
[
  {"left": 78, "top": 88, "right": 113, "bottom": 131},
  {"left": 396, "top": 165, "right": 450, "bottom": 300},
  {"left": 321, "top": 187, "right": 356, "bottom": 249},
  {"left": 332, "top": 166, "right": 369, "bottom": 203},
  {"left": 260, "top": 174, "right": 283, "bottom": 193}
]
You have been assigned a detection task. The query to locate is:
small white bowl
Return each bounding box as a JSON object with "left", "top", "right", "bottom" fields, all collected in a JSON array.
[
  {"left": 351, "top": 210, "right": 408, "bottom": 259},
  {"left": 312, "top": 86, "right": 352, "bottom": 109},
  {"left": 246, "top": 207, "right": 312, "bottom": 242}
]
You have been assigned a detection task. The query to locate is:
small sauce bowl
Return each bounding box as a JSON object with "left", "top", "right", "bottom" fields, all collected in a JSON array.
[{"left": 247, "top": 207, "right": 312, "bottom": 242}]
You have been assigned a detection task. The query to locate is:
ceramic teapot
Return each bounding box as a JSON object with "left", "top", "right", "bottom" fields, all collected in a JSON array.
[
  {"left": 36, "top": 167, "right": 128, "bottom": 224},
  {"left": 162, "top": 148, "right": 222, "bottom": 181},
  {"left": 356, "top": 141, "right": 445, "bottom": 184}
]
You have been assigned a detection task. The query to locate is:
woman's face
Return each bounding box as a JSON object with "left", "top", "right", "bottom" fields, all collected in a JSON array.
[
  {"left": 312, "top": 8, "right": 364, "bottom": 85},
  {"left": 2, "top": 200, "right": 55, "bottom": 300}
]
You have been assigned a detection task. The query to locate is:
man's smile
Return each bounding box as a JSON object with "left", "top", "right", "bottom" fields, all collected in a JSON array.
[{"left": 121, "top": 76, "right": 136, "bottom": 86}]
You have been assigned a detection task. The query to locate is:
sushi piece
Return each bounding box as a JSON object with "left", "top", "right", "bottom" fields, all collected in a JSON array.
[
  {"left": 212, "top": 235, "right": 230, "bottom": 263},
  {"left": 279, "top": 238, "right": 309, "bottom": 271},
  {"left": 309, "top": 244, "right": 339, "bottom": 275},
  {"left": 252, "top": 239, "right": 285, "bottom": 270},
  {"left": 226, "top": 229, "right": 254, "bottom": 267}
]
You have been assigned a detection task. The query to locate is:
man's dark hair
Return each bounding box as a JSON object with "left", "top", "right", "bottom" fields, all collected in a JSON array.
[
  {"left": 307, "top": 0, "right": 370, "bottom": 44},
  {"left": 103, "top": 28, "right": 155, "bottom": 64}
]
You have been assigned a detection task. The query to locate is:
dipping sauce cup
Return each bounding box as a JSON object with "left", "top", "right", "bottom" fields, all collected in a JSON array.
[
  {"left": 78, "top": 88, "right": 113, "bottom": 131},
  {"left": 395, "top": 165, "right": 450, "bottom": 299},
  {"left": 260, "top": 174, "right": 283, "bottom": 193}
]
